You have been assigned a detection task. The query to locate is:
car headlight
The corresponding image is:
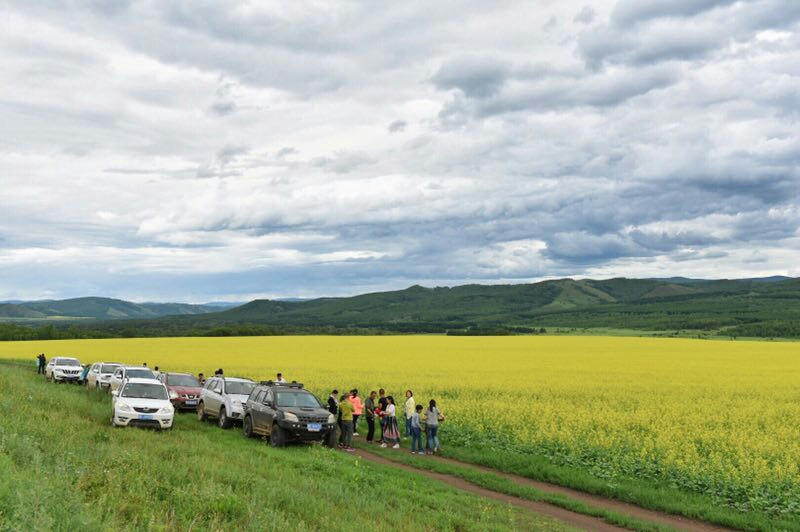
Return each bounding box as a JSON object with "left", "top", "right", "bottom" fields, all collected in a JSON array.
[
  {"left": 159, "top": 406, "right": 173, "bottom": 414},
  {"left": 169, "top": 391, "right": 179, "bottom": 400},
  {"left": 283, "top": 412, "right": 299, "bottom": 422},
  {"left": 328, "top": 414, "right": 336, "bottom": 424},
  {"left": 117, "top": 402, "right": 133, "bottom": 413}
]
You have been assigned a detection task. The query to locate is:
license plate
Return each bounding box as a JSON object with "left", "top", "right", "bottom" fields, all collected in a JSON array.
[
  {"left": 185, "top": 400, "right": 197, "bottom": 406},
  {"left": 140, "top": 414, "right": 153, "bottom": 420},
  {"left": 307, "top": 423, "right": 321, "bottom": 432}
]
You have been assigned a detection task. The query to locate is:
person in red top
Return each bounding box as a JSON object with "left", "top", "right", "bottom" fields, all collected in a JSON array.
[{"left": 350, "top": 389, "right": 363, "bottom": 437}]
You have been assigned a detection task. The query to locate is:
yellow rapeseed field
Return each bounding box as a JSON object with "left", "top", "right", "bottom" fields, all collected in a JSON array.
[{"left": 2, "top": 335, "right": 798, "bottom": 513}]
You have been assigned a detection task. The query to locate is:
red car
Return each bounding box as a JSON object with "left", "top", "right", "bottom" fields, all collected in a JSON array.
[{"left": 158, "top": 372, "right": 202, "bottom": 411}]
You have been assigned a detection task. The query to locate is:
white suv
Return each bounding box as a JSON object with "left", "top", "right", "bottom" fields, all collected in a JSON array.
[
  {"left": 111, "top": 378, "right": 174, "bottom": 430},
  {"left": 46, "top": 357, "right": 83, "bottom": 383},
  {"left": 197, "top": 377, "right": 256, "bottom": 429},
  {"left": 86, "top": 362, "right": 122, "bottom": 390},
  {"left": 109, "top": 366, "right": 157, "bottom": 393}
]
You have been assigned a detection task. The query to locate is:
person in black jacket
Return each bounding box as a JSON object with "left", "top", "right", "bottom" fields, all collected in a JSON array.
[{"left": 328, "top": 389, "right": 341, "bottom": 436}]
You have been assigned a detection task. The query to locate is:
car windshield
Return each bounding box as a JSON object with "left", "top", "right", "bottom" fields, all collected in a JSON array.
[
  {"left": 121, "top": 383, "right": 168, "bottom": 400},
  {"left": 168, "top": 374, "right": 199, "bottom": 387},
  {"left": 101, "top": 364, "right": 121, "bottom": 373},
  {"left": 226, "top": 381, "right": 255, "bottom": 395},
  {"left": 126, "top": 369, "right": 155, "bottom": 379},
  {"left": 275, "top": 391, "right": 321, "bottom": 408},
  {"left": 57, "top": 359, "right": 81, "bottom": 366}
]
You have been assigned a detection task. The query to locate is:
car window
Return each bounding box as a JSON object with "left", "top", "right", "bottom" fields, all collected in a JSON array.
[
  {"left": 120, "top": 383, "right": 169, "bottom": 400},
  {"left": 264, "top": 390, "right": 274, "bottom": 404},
  {"left": 276, "top": 391, "right": 321, "bottom": 408},
  {"left": 114, "top": 369, "right": 123, "bottom": 378},
  {"left": 126, "top": 369, "right": 155, "bottom": 380},
  {"left": 253, "top": 390, "right": 265, "bottom": 403},
  {"left": 101, "top": 364, "right": 120, "bottom": 374},
  {"left": 226, "top": 381, "right": 255, "bottom": 396},
  {"left": 204, "top": 378, "right": 216, "bottom": 390},
  {"left": 168, "top": 374, "right": 200, "bottom": 387}
]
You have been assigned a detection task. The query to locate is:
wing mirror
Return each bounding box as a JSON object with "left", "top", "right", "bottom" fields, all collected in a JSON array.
[
  {"left": 111, "top": 390, "right": 118, "bottom": 397},
  {"left": 214, "top": 387, "right": 222, "bottom": 394}
]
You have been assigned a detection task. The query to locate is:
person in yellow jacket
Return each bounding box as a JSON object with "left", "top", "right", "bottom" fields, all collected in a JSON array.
[
  {"left": 403, "top": 390, "right": 415, "bottom": 438},
  {"left": 338, "top": 394, "right": 355, "bottom": 451}
]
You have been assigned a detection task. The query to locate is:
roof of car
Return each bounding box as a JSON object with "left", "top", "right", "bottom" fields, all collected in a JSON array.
[
  {"left": 122, "top": 366, "right": 151, "bottom": 370},
  {"left": 55, "top": 357, "right": 79, "bottom": 361},
  {"left": 125, "top": 377, "right": 162, "bottom": 385},
  {"left": 221, "top": 377, "right": 255, "bottom": 383}
]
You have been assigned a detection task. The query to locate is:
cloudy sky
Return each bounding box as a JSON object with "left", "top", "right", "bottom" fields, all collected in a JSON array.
[{"left": 1, "top": 0, "right": 798, "bottom": 302}]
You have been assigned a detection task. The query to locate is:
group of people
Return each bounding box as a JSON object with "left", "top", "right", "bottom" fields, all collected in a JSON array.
[
  {"left": 35, "top": 353, "right": 46, "bottom": 374},
  {"left": 327, "top": 388, "right": 444, "bottom": 455}
]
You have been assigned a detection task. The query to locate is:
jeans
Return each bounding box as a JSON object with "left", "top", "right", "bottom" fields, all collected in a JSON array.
[
  {"left": 340, "top": 420, "right": 354, "bottom": 447},
  {"left": 411, "top": 426, "right": 423, "bottom": 452},
  {"left": 405, "top": 416, "right": 412, "bottom": 437},
  {"left": 366, "top": 416, "right": 375, "bottom": 442},
  {"left": 426, "top": 425, "right": 439, "bottom": 452},
  {"left": 37, "top": 364, "right": 45, "bottom": 375}
]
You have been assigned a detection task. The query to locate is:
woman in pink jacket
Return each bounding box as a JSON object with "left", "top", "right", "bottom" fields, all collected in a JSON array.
[{"left": 350, "top": 389, "right": 363, "bottom": 436}]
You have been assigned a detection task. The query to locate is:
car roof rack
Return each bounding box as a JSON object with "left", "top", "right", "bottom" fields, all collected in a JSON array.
[{"left": 259, "top": 380, "right": 304, "bottom": 389}]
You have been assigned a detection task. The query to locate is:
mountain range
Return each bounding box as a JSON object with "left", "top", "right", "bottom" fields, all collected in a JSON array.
[{"left": 1, "top": 277, "right": 797, "bottom": 338}]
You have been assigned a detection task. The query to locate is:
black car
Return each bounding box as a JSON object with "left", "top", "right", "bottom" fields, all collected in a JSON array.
[{"left": 243, "top": 381, "right": 337, "bottom": 448}]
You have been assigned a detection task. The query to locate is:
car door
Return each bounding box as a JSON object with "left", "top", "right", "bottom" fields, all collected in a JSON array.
[
  {"left": 204, "top": 378, "right": 221, "bottom": 416},
  {"left": 46, "top": 359, "right": 56, "bottom": 378},
  {"left": 249, "top": 390, "right": 268, "bottom": 431},
  {"left": 262, "top": 389, "right": 277, "bottom": 434},
  {"left": 89, "top": 363, "right": 100, "bottom": 387},
  {"left": 111, "top": 368, "right": 124, "bottom": 392}
]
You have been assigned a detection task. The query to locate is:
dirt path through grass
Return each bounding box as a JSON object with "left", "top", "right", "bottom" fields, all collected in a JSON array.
[
  {"left": 354, "top": 447, "right": 732, "bottom": 532},
  {"left": 354, "top": 448, "right": 626, "bottom": 531}
]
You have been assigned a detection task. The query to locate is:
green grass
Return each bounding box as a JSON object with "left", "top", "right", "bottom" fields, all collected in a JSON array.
[{"left": 0, "top": 361, "right": 573, "bottom": 531}]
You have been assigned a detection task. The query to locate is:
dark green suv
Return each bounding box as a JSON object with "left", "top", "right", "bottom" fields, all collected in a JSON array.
[{"left": 243, "top": 381, "right": 337, "bottom": 448}]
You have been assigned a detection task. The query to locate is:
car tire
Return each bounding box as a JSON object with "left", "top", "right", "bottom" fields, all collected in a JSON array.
[
  {"left": 243, "top": 415, "right": 254, "bottom": 438},
  {"left": 324, "top": 429, "right": 337, "bottom": 449},
  {"left": 197, "top": 402, "right": 207, "bottom": 422},
  {"left": 270, "top": 423, "right": 286, "bottom": 447},
  {"left": 218, "top": 407, "right": 232, "bottom": 429}
]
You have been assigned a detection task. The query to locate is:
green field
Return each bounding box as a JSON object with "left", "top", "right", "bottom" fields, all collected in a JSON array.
[{"left": 0, "top": 361, "right": 572, "bottom": 531}]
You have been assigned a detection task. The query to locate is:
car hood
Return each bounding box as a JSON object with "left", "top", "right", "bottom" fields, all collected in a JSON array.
[
  {"left": 116, "top": 397, "right": 172, "bottom": 409},
  {"left": 53, "top": 365, "right": 81, "bottom": 370},
  {"left": 231, "top": 394, "right": 250, "bottom": 404},
  {"left": 168, "top": 386, "right": 202, "bottom": 395}
]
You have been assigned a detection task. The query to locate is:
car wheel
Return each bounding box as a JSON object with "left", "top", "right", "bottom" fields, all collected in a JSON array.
[
  {"left": 197, "top": 402, "right": 207, "bottom": 422},
  {"left": 270, "top": 424, "right": 286, "bottom": 447},
  {"left": 243, "top": 416, "right": 254, "bottom": 438},
  {"left": 324, "top": 429, "right": 337, "bottom": 449},
  {"left": 218, "top": 407, "right": 232, "bottom": 429}
]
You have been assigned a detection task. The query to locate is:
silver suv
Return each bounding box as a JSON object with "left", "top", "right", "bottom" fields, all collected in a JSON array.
[
  {"left": 197, "top": 377, "right": 256, "bottom": 429},
  {"left": 86, "top": 362, "right": 122, "bottom": 389}
]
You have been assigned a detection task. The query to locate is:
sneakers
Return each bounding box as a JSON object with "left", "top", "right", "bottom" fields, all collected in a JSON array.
[
  {"left": 380, "top": 443, "right": 387, "bottom": 448},
  {"left": 353, "top": 432, "right": 360, "bottom": 436},
  {"left": 411, "top": 451, "right": 416, "bottom": 454},
  {"left": 392, "top": 443, "right": 400, "bottom": 449}
]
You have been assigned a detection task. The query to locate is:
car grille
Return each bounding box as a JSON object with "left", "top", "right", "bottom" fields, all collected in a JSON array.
[
  {"left": 180, "top": 394, "right": 198, "bottom": 399},
  {"left": 298, "top": 415, "right": 328, "bottom": 423},
  {"left": 61, "top": 369, "right": 80, "bottom": 375},
  {"left": 134, "top": 407, "right": 159, "bottom": 414}
]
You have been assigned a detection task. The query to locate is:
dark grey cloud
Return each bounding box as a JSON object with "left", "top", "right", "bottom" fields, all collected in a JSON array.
[
  {"left": 431, "top": 55, "right": 511, "bottom": 98},
  {"left": 387, "top": 119, "right": 407, "bottom": 133}
]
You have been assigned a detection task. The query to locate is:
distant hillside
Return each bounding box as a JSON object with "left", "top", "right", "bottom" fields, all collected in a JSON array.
[
  {"left": 0, "top": 297, "right": 222, "bottom": 321},
  {"left": 202, "top": 277, "right": 800, "bottom": 334},
  {"left": 1, "top": 277, "right": 798, "bottom": 339}
]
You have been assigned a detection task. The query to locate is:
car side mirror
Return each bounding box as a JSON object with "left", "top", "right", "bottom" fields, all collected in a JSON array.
[
  {"left": 214, "top": 388, "right": 222, "bottom": 394},
  {"left": 264, "top": 401, "right": 273, "bottom": 408},
  {"left": 111, "top": 390, "right": 118, "bottom": 397}
]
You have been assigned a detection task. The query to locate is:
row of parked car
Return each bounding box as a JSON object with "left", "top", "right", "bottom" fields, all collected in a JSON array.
[{"left": 43, "top": 356, "right": 338, "bottom": 447}]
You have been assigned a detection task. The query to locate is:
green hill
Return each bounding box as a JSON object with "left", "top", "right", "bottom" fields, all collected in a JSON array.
[
  {"left": 2, "top": 277, "right": 798, "bottom": 339},
  {"left": 0, "top": 297, "right": 219, "bottom": 321}
]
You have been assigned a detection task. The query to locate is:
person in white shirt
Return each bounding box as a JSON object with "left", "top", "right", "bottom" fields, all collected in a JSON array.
[{"left": 276, "top": 372, "right": 287, "bottom": 383}]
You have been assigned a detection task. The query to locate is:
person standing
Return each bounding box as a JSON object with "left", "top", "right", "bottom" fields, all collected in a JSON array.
[
  {"left": 411, "top": 404, "right": 424, "bottom": 454},
  {"left": 338, "top": 393, "right": 354, "bottom": 451},
  {"left": 377, "top": 388, "right": 388, "bottom": 443},
  {"left": 364, "top": 390, "right": 377, "bottom": 443},
  {"left": 198, "top": 373, "right": 206, "bottom": 385},
  {"left": 403, "top": 390, "right": 416, "bottom": 438},
  {"left": 380, "top": 396, "right": 401, "bottom": 449},
  {"left": 425, "top": 399, "right": 444, "bottom": 454},
  {"left": 276, "top": 373, "right": 287, "bottom": 383},
  {"left": 37, "top": 353, "right": 46, "bottom": 375},
  {"left": 328, "top": 389, "right": 340, "bottom": 433},
  {"left": 350, "top": 389, "right": 363, "bottom": 436}
]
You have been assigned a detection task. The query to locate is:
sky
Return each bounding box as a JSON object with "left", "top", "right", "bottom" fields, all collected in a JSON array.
[{"left": 1, "top": 0, "right": 798, "bottom": 302}]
